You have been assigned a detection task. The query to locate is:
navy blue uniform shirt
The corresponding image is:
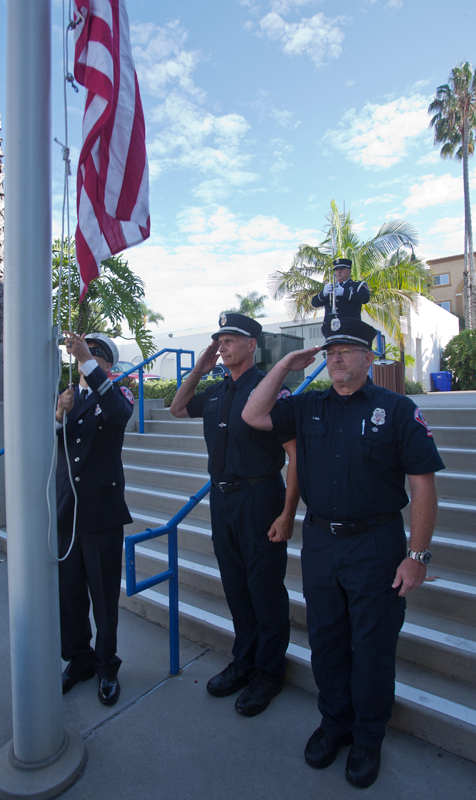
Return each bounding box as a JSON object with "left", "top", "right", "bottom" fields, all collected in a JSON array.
[
  {"left": 270, "top": 378, "right": 445, "bottom": 520},
  {"left": 187, "top": 364, "right": 292, "bottom": 481}
]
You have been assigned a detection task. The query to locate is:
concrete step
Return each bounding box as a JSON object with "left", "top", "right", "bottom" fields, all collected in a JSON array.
[
  {"left": 124, "top": 463, "right": 209, "bottom": 494},
  {"left": 126, "top": 431, "right": 208, "bottom": 453},
  {"left": 417, "top": 408, "right": 476, "bottom": 427},
  {"left": 144, "top": 419, "right": 204, "bottom": 436},
  {"left": 123, "top": 445, "right": 208, "bottom": 471},
  {"left": 119, "top": 576, "right": 476, "bottom": 762},
  {"left": 436, "top": 471, "right": 476, "bottom": 501},
  {"left": 437, "top": 447, "right": 476, "bottom": 473},
  {"left": 431, "top": 426, "right": 476, "bottom": 448},
  {"left": 120, "top": 565, "right": 476, "bottom": 687},
  {"left": 403, "top": 497, "right": 476, "bottom": 535}
]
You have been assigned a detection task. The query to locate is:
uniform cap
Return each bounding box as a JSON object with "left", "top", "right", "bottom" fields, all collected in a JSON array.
[
  {"left": 212, "top": 313, "right": 262, "bottom": 341},
  {"left": 84, "top": 332, "right": 119, "bottom": 367},
  {"left": 333, "top": 258, "right": 352, "bottom": 271},
  {"left": 321, "top": 317, "right": 377, "bottom": 349}
]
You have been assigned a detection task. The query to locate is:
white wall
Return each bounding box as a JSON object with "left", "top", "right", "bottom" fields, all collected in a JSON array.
[{"left": 117, "top": 300, "right": 459, "bottom": 386}]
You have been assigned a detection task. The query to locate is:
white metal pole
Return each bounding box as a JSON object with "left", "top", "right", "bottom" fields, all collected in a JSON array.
[{"left": 0, "top": 1, "right": 85, "bottom": 796}]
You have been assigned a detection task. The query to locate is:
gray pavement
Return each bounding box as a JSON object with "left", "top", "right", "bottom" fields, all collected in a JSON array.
[{"left": 1, "top": 557, "right": 476, "bottom": 800}]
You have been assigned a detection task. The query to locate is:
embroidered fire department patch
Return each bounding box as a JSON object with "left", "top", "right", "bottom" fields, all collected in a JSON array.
[
  {"left": 120, "top": 386, "right": 135, "bottom": 405},
  {"left": 371, "top": 407, "right": 386, "bottom": 425},
  {"left": 414, "top": 407, "right": 433, "bottom": 437},
  {"left": 277, "top": 389, "right": 291, "bottom": 400}
]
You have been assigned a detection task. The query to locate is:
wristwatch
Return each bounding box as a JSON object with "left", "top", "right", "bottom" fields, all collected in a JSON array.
[{"left": 407, "top": 548, "right": 432, "bottom": 565}]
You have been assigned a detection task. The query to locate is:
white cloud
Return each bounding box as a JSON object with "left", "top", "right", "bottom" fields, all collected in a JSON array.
[
  {"left": 130, "top": 23, "right": 259, "bottom": 201},
  {"left": 259, "top": 12, "right": 345, "bottom": 68},
  {"left": 361, "top": 194, "right": 397, "bottom": 206},
  {"left": 270, "top": 0, "right": 318, "bottom": 12},
  {"left": 416, "top": 151, "right": 440, "bottom": 166},
  {"left": 131, "top": 20, "right": 204, "bottom": 100},
  {"left": 346, "top": 80, "right": 356, "bottom": 87},
  {"left": 420, "top": 206, "right": 476, "bottom": 258},
  {"left": 251, "top": 90, "right": 300, "bottom": 128},
  {"left": 323, "top": 93, "right": 430, "bottom": 169},
  {"left": 403, "top": 170, "right": 476, "bottom": 213},
  {"left": 386, "top": 0, "right": 403, "bottom": 9},
  {"left": 124, "top": 207, "right": 321, "bottom": 330}
]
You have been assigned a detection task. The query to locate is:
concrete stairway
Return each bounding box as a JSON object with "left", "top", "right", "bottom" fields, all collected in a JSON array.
[{"left": 120, "top": 401, "right": 476, "bottom": 762}]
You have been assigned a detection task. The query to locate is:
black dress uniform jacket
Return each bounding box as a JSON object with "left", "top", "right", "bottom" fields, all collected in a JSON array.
[
  {"left": 57, "top": 364, "right": 134, "bottom": 680},
  {"left": 56, "top": 364, "right": 133, "bottom": 535},
  {"left": 312, "top": 278, "right": 370, "bottom": 322}
]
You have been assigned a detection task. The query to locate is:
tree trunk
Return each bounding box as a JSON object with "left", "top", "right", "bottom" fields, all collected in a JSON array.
[{"left": 463, "top": 113, "right": 475, "bottom": 328}]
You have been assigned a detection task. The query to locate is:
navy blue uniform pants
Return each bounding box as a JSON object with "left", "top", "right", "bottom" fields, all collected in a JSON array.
[
  {"left": 210, "top": 476, "right": 290, "bottom": 675},
  {"left": 301, "top": 512, "right": 406, "bottom": 746},
  {"left": 58, "top": 525, "right": 124, "bottom": 679}
]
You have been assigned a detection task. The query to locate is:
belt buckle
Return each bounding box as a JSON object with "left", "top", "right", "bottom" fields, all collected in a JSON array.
[
  {"left": 330, "top": 522, "right": 344, "bottom": 535},
  {"left": 218, "top": 482, "right": 228, "bottom": 493}
]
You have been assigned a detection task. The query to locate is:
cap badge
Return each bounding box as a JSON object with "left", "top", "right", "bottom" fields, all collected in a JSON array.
[
  {"left": 330, "top": 318, "right": 341, "bottom": 331},
  {"left": 371, "top": 408, "right": 386, "bottom": 426},
  {"left": 219, "top": 313, "right": 227, "bottom": 327}
]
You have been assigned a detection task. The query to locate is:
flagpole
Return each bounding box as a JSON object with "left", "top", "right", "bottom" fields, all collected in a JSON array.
[{"left": 0, "top": 1, "right": 85, "bottom": 797}]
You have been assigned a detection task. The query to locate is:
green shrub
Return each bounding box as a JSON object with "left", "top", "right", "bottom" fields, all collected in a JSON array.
[
  {"left": 405, "top": 379, "right": 426, "bottom": 395},
  {"left": 130, "top": 376, "right": 224, "bottom": 407},
  {"left": 441, "top": 330, "right": 476, "bottom": 390},
  {"left": 302, "top": 378, "right": 332, "bottom": 392}
]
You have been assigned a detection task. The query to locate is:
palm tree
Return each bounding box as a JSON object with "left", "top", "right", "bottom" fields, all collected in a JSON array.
[
  {"left": 428, "top": 62, "right": 476, "bottom": 328},
  {"left": 52, "top": 238, "right": 163, "bottom": 360},
  {"left": 269, "top": 200, "right": 431, "bottom": 345},
  {"left": 223, "top": 291, "right": 267, "bottom": 319}
]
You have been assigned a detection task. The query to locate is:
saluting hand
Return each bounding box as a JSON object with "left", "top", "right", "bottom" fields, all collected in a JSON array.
[
  {"left": 193, "top": 341, "right": 220, "bottom": 377},
  {"left": 279, "top": 347, "right": 322, "bottom": 373}
]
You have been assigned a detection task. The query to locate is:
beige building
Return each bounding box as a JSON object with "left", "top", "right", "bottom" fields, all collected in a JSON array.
[{"left": 427, "top": 253, "right": 475, "bottom": 321}]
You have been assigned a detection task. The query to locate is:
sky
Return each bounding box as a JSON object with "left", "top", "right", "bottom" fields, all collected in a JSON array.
[{"left": 1, "top": 0, "right": 475, "bottom": 333}]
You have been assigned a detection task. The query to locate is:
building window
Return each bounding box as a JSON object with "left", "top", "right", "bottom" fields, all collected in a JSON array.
[
  {"left": 308, "top": 326, "right": 320, "bottom": 340},
  {"left": 286, "top": 329, "right": 298, "bottom": 337},
  {"left": 436, "top": 301, "right": 451, "bottom": 312},
  {"left": 433, "top": 273, "right": 450, "bottom": 286}
]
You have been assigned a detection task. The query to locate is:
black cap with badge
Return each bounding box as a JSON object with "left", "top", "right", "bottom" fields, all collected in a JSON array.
[
  {"left": 321, "top": 317, "right": 378, "bottom": 349},
  {"left": 212, "top": 313, "right": 262, "bottom": 342}
]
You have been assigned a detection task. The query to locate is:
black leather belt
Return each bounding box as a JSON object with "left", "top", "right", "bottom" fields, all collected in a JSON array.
[
  {"left": 212, "top": 476, "right": 273, "bottom": 494},
  {"left": 309, "top": 512, "right": 396, "bottom": 535}
]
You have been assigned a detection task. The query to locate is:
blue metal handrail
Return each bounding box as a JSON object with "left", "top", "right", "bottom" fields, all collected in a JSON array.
[
  {"left": 111, "top": 347, "right": 195, "bottom": 434},
  {"left": 123, "top": 356, "right": 329, "bottom": 675}
]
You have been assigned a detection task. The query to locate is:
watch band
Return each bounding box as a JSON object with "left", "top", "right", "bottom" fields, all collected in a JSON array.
[{"left": 407, "top": 548, "right": 432, "bottom": 565}]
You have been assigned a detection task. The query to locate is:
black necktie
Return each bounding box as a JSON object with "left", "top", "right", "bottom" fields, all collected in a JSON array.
[
  {"left": 209, "top": 380, "right": 236, "bottom": 475},
  {"left": 79, "top": 388, "right": 88, "bottom": 405}
]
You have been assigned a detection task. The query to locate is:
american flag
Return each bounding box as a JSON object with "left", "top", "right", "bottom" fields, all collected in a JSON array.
[{"left": 73, "top": 0, "right": 150, "bottom": 301}]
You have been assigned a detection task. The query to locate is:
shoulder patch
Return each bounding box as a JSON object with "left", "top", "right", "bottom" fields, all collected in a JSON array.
[
  {"left": 120, "top": 386, "right": 135, "bottom": 405},
  {"left": 277, "top": 388, "right": 291, "bottom": 400},
  {"left": 414, "top": 407, "right": 432, "bottom": 437}
]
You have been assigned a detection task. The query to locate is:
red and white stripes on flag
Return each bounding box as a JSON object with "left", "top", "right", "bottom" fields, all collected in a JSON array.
[{"left": 73, "top": 0, "right": 150, "bottom": 301}]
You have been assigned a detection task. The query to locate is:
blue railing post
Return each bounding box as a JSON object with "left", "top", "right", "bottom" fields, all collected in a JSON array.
[
  {"left": 168, "top": 527, "right": 180, "bottom": 675},
  {"left": 176, "top": 351, "right": 182, "bottom": 390},
  {"left": 138, "top": 365, "right": 144, "bottom": 434}
]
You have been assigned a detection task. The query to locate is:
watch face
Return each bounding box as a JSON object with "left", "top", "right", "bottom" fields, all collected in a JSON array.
[{"left": 420, "top": 551, "right": 432, "bottom": 565}]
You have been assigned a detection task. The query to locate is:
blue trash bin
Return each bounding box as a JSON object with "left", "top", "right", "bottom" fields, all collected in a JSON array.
[{"left": 430, "top": 371, "right": 452, "bottom": 391}]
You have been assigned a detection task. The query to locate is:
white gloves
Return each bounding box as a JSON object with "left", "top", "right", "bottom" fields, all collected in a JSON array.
[
  {"left": 323, "top": 284, "right": 333, "bottom": 297},
  {"left": 335, "top": 284, "right": 344, "bottom": 297}
]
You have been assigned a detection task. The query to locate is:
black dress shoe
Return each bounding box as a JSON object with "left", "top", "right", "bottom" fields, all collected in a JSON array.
[
  {"left": 98, "top": 677, "right": 121, "bottom": 706},
  {"left": 345, "top": 743, "right": 381, "bottom": 788},
  {"left": 234, "top": 670, "right": 284, "bottom": 717},
  {"left": 62, "top": 667, "right": 95, "bottom": 695},
  {"left": 207, "top": 662, "right": 252, "bottom": 697},
  {"left": 305, "top": 726, "right": 353, "bottom": 769}
]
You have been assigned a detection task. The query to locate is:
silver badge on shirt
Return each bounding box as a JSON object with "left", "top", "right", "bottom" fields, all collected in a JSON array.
[{"left": 371, "top": 407, "right": 386, "bottom": 426}]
